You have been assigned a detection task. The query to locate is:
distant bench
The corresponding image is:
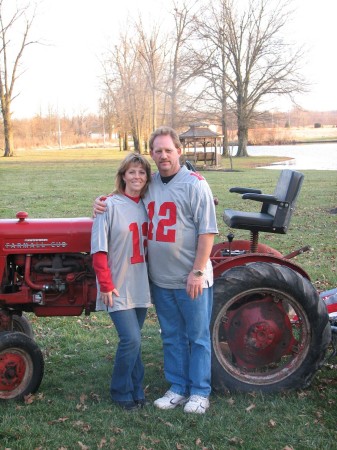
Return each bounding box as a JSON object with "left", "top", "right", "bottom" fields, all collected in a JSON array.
[{"left": 185, "top": 151, "right": 216, "bottom": 166}]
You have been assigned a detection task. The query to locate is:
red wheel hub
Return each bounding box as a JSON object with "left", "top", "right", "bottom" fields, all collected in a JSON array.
[
  {"left": 223, "top": 297, "right": 298, "bottom": 368},
  {"left": 249, "top": 322, "right": 276, "bottom": 349},
  {"left": 0, "top": 352, "right": 26, "bottom": 391}
]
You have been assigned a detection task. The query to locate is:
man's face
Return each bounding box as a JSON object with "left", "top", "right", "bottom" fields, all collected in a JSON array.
[{"left": 150, "top": 134, "right": 182, "bottom": 176}]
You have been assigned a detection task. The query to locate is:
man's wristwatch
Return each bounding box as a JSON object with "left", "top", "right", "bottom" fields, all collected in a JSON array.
[{"left": 192, "top": 269, "right": 204, "bottom": 277}]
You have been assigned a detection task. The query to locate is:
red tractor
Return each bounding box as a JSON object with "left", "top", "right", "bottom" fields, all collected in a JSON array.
[{"left": 0, "top": 169, "right": 334, "bottom": 400}]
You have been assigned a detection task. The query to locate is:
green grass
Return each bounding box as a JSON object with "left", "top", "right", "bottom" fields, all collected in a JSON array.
[{"left": 0, "top": 148, "right": 337, "bottom": 450}]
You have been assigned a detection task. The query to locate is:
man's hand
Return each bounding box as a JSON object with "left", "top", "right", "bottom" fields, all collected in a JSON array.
[
  {"left": 93, "top": 196, "right": 108, "bottom": 218},
  {"left": 186, "top": 272, "right": 204, "bottom": 299}
]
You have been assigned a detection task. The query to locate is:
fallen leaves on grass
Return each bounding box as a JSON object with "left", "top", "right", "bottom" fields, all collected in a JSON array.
[
  {"left": 77, "top": 442, "right": 89, "bottom": 450},
  {"left": 157, "top": 417, "right": 174, "bottom": 427},
  {"left": 48, "top": 417, "right": 69, "bottom": 425},
  {"left": 110, "top": 426, "right": 123, "bottom": 434},
  {"left": 97, "top": 437, "right": 107, "bottom": 448},
  {"left": 24, "top": 394, "right": 35, "bottom": 404},
  {"left": 297, "top": 391, "right": 308, "bottom": 399},
  {"left": 76, "top": 393, "right": 88, "bottom": 411},
  {"left": 228, "top": 436, "right": 244, "bottom": 445},
  {"left": 73, "top": 420, "right": 91, "bottom": 432},
  {"left": 24, "top": 392, "right": 45, "bottom": 404},
  {"left": 195, "top": 437, "right": 211, "bottom": 449},
  {"left": 89, "top": 391, "right": 101, "bottom": 403},
  {"left": 314, "top": 410, "right": 324, "bottom": 424},
  {"left": 245, "top": 403, "right": 256, "bottom": 412},
  {"left": 140, "top": 432, "right": 161, "bottom": 445}
]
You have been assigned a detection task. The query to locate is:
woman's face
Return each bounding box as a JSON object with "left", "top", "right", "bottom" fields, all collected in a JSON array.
[{"left": 122, "top": 162, "right": 148, "bottom": 196}]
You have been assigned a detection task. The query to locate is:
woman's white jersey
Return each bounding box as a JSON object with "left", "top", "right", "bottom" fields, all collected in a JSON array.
[{"left": 91, "top": 194, "right": 151, "bottom": 312}]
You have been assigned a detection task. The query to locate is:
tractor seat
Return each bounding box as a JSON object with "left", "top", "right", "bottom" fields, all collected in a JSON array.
[{"left": 224, "top": 169, "right": 304, "bottom": 234}]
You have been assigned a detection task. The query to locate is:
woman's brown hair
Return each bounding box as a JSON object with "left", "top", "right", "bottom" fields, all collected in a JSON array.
[{"left": 114, "top": 153, "right": 152, "bottom": 197}]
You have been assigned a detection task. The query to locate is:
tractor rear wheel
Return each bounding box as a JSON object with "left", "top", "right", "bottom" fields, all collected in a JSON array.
[
  {"left": 211, "top": 262, "right": 331, "bottom": 393},
  {"left": 0, "top": 332, "right": 44, "bottom": 400}
]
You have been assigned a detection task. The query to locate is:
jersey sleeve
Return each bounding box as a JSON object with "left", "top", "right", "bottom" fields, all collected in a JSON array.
[
  {"left": 92, "top": 251, "right": 115, "bottom": 293},
  {"left": 91, "top": 200, "right": 113, "bottom": 254},
  {"left": 191, "top": 177, "right": 218, "bottom": 235}
]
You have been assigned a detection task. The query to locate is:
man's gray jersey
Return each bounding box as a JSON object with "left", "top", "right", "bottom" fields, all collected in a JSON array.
[
  {"left": 91, "top": 194, "right": 151, "bottom": 312},
  {"left": 143, "top": 166, "right": 218, "bottom": 289}
]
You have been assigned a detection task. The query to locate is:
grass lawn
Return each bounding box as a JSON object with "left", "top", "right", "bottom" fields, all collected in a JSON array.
[{"left": 0, "top": 148, "right": 336, "bottom": 450}]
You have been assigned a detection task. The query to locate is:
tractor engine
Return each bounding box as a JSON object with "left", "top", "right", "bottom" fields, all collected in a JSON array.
[{"left": 0, "top": 212, "right": 97, "bottom": 329}]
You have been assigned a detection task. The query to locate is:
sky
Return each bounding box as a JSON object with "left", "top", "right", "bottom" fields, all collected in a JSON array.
[{"left": 12, "top": 0, "right": 337, "bottom": 119}]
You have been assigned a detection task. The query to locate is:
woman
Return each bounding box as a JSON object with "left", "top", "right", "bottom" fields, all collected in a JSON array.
[{"left": 91, "top": 153, "right": 152, "bottom": 411}]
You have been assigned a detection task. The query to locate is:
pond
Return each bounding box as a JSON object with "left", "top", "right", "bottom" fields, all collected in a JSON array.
[{"left": 231, "top": 142, "right": 337, "bottom": 170}]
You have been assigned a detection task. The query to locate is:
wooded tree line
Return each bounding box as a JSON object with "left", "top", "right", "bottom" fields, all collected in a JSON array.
[
  {"left": 98, "top": 0, "right": 306, "bottom": 156},
  {"left": 6, "top": 108, "right": 337, "bottom": 150},
  {"left": 0, "top": 0, "right": 312, "bottom": 157}
]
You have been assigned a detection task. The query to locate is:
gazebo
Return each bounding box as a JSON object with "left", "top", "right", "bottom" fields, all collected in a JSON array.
[{"left": 179, "top": 122, "right": 222, "bottom": 168}]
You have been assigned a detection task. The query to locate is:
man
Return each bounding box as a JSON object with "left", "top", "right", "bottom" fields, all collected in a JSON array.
[{"left": 95, "top": 126, "right": 218, "bottom": 414}]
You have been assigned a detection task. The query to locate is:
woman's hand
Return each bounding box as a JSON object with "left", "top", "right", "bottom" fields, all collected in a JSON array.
[{"left": 100, "top": 288, "right": 120, "bottom": 308}]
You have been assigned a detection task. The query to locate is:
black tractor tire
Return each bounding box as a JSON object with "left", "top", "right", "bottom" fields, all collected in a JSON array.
[
  {"left": 12, "top": 314, "right": 34, "bottom": 339},
  {"left": 211, "top": 262, "right": 331, "bottom": 393},
  {"left": 0, "top": 331, "right": 44, "bottom": 400}
]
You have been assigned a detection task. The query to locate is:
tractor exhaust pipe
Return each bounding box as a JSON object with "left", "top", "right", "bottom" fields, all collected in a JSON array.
[{"left": 24, "top": 255, "right": 58, "bottom": 292}]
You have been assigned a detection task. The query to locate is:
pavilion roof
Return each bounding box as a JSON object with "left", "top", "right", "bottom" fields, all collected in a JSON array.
[{"left": 179, "top": 122, "right": 221, "bottom": 139}]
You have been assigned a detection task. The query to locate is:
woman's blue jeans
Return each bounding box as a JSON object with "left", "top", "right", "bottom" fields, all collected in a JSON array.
[
  {"left": 151, "top": 284, "right": 213, "bottom": 397},
  {"left": 108, "top": 308, "right": 147, "bottom": 402}
]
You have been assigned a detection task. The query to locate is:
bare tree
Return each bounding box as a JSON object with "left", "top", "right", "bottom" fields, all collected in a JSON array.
[
  {"left": 135, "top": 17, "right": 167, "bottom": 132},
  {"left": 199, "top": 0, "right": 306, "bottom": 156},
  {"left": 195, "top": 0, "right": 234, "bottom": 156},
  {"left": 99, "top": 57, "right": 129, "bottom": 150},
  {"left": 229, "top": 0, "right": 306, "bottom": 156},
  {"left": 99, "top": 94, "right": 114, "bottom": 141},
  {"left": 99, "top": 1, "right": 207, "bottom": 137},
  {"left": 0, "top": 0, "right": 37, "bottom": 156},
  {"left": 163, "top": 0, "right": 206, "bottom": 129},
  {"left": 105, "top": 30, "right": 153, "bottom": 153}
]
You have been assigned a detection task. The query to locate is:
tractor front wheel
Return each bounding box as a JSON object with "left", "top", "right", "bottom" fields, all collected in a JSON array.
[
  {"left": 12, "top": 314, "right": 34, "bottom": 339},
  {"left": 0, "top": 332, "right": 44, "bottom": 400},
  {"left": 211, "top": 262, "right": 331, "bottom": 393}
]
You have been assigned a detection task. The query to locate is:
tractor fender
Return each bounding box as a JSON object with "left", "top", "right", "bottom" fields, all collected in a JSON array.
[
  {"left": 211, "top": 240, "right": 283, "bottom": 258},
  {"left": 213, "top": 253, "right": 310, "bottom": 280}
]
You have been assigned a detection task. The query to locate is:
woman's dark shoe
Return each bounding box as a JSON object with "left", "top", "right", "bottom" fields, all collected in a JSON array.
[
  {"left": 113, "top": 400, "right": 139, "bottom": 411},
  {"left": 135, "top": 398, "right": 148, "bottom": 408}
]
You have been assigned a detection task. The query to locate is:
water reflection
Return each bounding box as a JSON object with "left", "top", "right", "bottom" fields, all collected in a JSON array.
[{"left": 230, "top": 142, "right": 337, "bottom": 170}]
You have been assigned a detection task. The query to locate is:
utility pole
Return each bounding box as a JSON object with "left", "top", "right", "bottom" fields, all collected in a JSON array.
[{"left": 57, "top": 113, "right": 62, "bottom": 149}]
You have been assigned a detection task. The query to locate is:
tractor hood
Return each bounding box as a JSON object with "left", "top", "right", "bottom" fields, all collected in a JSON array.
[{"left": 0, "top": 212, "right": 93, "bottom": 254}]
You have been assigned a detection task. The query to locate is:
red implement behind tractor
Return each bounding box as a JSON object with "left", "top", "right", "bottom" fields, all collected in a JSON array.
[{"left": 0, "top": 169, "right": 334, "bottom": 400}]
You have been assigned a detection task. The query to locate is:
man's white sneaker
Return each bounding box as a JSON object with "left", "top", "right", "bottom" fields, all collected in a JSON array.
[
  {"left": 153, "top": 390, "right": 188, "bottom": 410},
  {"left": 183, "top": 395, "right": 210, "bottom": 414}
]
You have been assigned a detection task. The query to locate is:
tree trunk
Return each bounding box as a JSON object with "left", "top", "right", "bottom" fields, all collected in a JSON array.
[
  {"left": 124, "top": 132, "right": 129, "bottom": 151},
  {"left": 3, "top": 108, "right": 14, "bottom": 157},
  {"left": 170, "top": 90, "right": 177, "bottom": 129},
  {"left": 236, "top": 95, "right": 249, "bottom": 157},
  {"left": 152, "top": 91, "right": 157, "bottom": 131},
  {"left": 221, "top": 113, "right": 229, "bottom": 158},
  {"left": 133, "top": 135, "right": 140, "bottom": 152},
  {"left": 236, "top": 124, "right": 249, "bottom": 157}
]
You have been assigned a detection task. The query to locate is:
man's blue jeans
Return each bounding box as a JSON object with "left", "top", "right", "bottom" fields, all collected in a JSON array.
[
  {"left": 109, "top": 308, "right": 147, "bottom": 402},
  {"left": 151, "top": 284, "right": 213, "bottom": 397}
]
